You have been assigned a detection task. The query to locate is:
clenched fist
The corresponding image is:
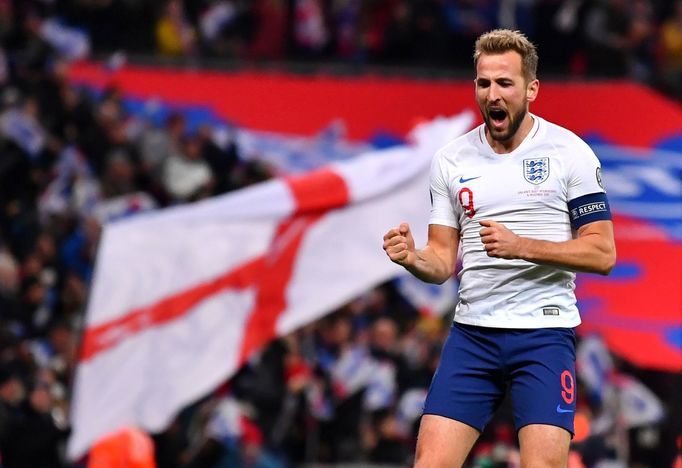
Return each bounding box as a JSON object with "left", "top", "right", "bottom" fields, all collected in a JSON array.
[
  {"left": 383, "top": 222, "right": 416, "bottom": 267},
  {"left": 479, "top": 219, "right": 523, "bottom": 259}
]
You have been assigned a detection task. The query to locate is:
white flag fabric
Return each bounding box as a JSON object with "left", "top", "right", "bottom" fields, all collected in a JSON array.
[
  {"left": 67, "top": 111, "right": 474, "bottom": 460},
  {"left": 613, "top": 374, "right": 665, "bottom": 429}
]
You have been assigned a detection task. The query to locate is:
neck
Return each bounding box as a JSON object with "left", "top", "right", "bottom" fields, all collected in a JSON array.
[{"left": 486, "top": 113, "right": 535, "bottom": 154}]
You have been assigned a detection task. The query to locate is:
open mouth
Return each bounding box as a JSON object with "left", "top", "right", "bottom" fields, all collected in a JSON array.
[{"left": 489, "top": 108, "right": 508, "bottom": 124}]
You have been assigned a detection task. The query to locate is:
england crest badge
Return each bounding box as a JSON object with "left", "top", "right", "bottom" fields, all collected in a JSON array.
[{"left": 523, "top": 157, "right": 549, "bottom": 185}]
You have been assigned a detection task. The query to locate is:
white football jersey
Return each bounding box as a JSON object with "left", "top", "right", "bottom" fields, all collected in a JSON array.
[{"left": 429, "top": 115, "right": 607, "bottom": 328}]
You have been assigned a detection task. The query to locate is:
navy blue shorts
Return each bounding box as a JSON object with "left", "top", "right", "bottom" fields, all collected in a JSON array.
[{"left": 423, "top": 322, "right": 577, "bottom": 436}]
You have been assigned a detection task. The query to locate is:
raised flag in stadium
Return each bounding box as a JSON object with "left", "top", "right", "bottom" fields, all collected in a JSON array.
[
  {"left": 68, "top": 62, "right": 682, "bottom": 375},
  {"left": 66, "top": 112, "right": 475, "bottom": 460}
]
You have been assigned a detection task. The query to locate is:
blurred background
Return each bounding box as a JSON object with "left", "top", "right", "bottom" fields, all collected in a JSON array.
[{"left": 0, "top": 0, "right": 680, "bottom": 467}]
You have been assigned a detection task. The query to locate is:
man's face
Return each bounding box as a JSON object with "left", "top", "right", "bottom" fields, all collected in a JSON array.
[{"left": 475, "top": 51, "right": 537, "bottom": 143}]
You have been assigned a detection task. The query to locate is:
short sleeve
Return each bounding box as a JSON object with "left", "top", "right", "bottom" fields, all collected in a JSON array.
[
  {"left": 428, "top": 153, "right": 459, "bottom": 229},
  {"left": 566, "top": 138, "right": 606, "bottom": 202},
  {"left": 565, "top": 137, "right": 612, "bottom": 228}
]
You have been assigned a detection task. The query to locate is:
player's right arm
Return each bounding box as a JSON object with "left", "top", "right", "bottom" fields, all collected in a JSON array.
[
  {"left": 383, "top": 223, "right": 459, "bottom": 284},
  {"left": 384, "top": 146, "right": 460, "bottom": 283}
]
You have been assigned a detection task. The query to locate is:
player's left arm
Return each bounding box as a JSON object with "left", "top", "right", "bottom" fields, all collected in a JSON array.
[
  {"left": 479, "top": 218, "right": 616, "bottom": 275},
  {"left": 481, "top": 138, "right": 618, "bottom": 274}
]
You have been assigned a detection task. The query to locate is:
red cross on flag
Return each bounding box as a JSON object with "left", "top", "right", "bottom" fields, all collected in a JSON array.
[{"left": 67, "top": 112, "right": 475, "bottom": 460}]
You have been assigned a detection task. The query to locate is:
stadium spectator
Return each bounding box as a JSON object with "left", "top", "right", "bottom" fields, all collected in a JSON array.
[
  {"left": 0, "top": 374, "right": 69, "bottom": 468},
  {"left": 155, "top": 0, "right": 197, "bottom": 57},
  {"left": 628, "top": 0, "right": 657, "bottom": 81},
  {"left": 380, "top": 0, "right": 414, "bottom": 63},
  {"left": 0, "top": 248, "right": 20, "bottom": 326},
  {"left": 366, "top": 409, "right": 410, "bottom": 463},
  {"left": 249, "top": 0, "right": 288, "bottom": 60},
  {"left": 410, "top": 0, "right": 451, "bottom": 66},
  {"left": 0, "top": 366, "right": 24, "bottom": 439},
  {"left": 657, "top": 0, "right": 682, "bottom": 98},
  {"left": 331, "top": 0, "right": 362, "bottom": 59},
  {"left": 162, "top": 134, "right": 214, "bottom": 202},
  {"left": 583, "top": 0, "right": 634, "bottom": 77},
  {"left": 197, "top": 124, "right": 240, "bottom": 195},
  {"left": 293, "top": 0, "right": 329, "bottom": 56}
]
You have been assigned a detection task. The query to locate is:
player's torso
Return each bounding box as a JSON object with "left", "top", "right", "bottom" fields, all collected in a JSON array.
[
  {"left": 443, "top": 128, "right": 574, "bottom": 255},
  {"left": 437, "top": 121, "right": 582, "bottom": 328}
]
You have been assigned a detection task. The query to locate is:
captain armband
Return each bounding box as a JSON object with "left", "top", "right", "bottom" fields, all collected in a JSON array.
[{"left": 568, "top": 192, "right": 612, "bottom": 229}]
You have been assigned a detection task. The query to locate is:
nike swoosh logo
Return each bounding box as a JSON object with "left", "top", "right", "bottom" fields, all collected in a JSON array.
[
  {"left": 459, "top": 176, "right": 481, "bottom": 183},
  {"left": 556, "top": 404, "right": 574, "bottom": 414}
]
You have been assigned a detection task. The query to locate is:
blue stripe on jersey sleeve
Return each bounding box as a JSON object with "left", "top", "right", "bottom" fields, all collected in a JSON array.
[{"left": 568, "top": 192, "right": 612, "bottom": 228}]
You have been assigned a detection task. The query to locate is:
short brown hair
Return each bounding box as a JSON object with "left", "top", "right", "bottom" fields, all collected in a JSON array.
[{"left": 474, "top": 29, "right": 538, "bottom": 81}]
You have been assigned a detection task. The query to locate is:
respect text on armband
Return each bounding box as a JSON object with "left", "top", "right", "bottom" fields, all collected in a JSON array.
[
  {"left": 571, "top": 202, "right": 607, "bottom": 218},
  {"left": 568, "top": 192, "right": 612, "bottom": 228}
]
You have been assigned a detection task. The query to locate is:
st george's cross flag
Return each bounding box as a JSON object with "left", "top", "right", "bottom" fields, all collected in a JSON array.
[{"left": 67, "top": 111, "right": 475, "bottom": 460}]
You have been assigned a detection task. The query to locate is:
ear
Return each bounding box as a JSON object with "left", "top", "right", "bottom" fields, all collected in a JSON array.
[{"left": 526, "top": 79, "right": 539, "bottom": 102}]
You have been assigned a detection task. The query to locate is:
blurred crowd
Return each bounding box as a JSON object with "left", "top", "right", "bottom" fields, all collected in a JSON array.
[
  {"left": 21, "top": 0, "right": 682, "bottom": 100},
  {"left": 0, "top": 3, "right": 277, "bottom": 466},
  {"left": 154, "top": 305, "right": 680, "bottom": 468},
  {"left": 0, "top": 0, "right": 680, "bottom": 467}
]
